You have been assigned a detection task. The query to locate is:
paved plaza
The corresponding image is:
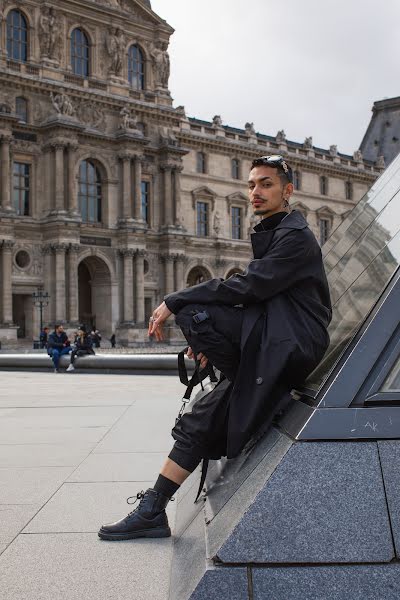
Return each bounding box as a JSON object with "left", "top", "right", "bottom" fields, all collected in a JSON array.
[{"left": 0, "top": 371, "right": 184, "bottom": 600}]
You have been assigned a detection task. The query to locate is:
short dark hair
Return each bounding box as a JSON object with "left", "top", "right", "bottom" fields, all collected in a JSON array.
[
  {"left": 251, "top": 156, "right": 293, "bottom": 186},
  {"left": 54, "top": 323, "right": 63, "bottom": 330}
]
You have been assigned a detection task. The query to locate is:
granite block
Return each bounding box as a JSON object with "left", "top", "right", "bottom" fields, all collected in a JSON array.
[
  {"left": 169, "top": 510, "right": 207, "bottom": 600},
  {"left": 0, "top": 504, "right": 41, "bottom": 544},
  {"left": 190, "top": 568, "right": 248, "bottom": 600},
  {"left": 67, "top": 451, "right": 166, "bottom": 482},
  {"left": 0, "top": 532, "right": 172, "bottom": 600},
  {"left": 0, "top": 405, "right": 126, "bottom": 429},
  {"left": 207, "top": 433, "right": 292, "bottom": 560},
  {"left": 378, "top": 440, "right": 400, "bottom": 557},
  {"left": 0, "top": 426, "right": 108, "bottom": 445},
  {"left": 253, "top": 564, "right": 400, "bottom": 600},
  {"left": 218, "top": 441, "right": 394, "bottom": 563},
  {"left": 0, "top": 466, "right": 74, "bottom": 504}
]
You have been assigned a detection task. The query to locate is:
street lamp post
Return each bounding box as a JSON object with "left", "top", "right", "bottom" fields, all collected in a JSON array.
[{"left": 32, "top": 289, "right": 50, "bottom": 344}]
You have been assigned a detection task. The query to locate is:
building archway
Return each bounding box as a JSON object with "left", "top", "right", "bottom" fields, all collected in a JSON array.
[
  {"left": 78, "top": 255, "right": 111, "bottom": 335},
  {"left": 186, "top": 265, "right": 212, "bottom": 287}
]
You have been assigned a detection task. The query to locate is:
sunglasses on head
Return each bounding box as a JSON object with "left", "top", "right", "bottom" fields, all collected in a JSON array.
[{"left": 251, "top": 155, "right": 292, "bottom": 182}]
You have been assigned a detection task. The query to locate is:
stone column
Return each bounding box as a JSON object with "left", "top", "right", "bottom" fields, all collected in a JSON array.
[
  {"left": 1, "top": 240, "right": 14, "bottom": 323},
  {"left": 175, "top": 254, "right": 185, "bottom": 290},
  {"left": 163, "top": 255, "right": 175, "bottom": 295},
  {"left": 120, "top": 155, "right": 132, "bottom": 221},
  {"left": 135, "top": 249, "right": 145, "bottom": 325},
  {"left": 67, "top": 144, "right": 79, "bottom": 216},
  {"left": 162, "top": 166, "right": 173, "bottom": 226},
  {"left": 134, "top": 156, "right": 143, "bottom": 221},
  {"left": 54, "top": 145, "right": 65, "bottom": 213},
  {"left": 53, "top": 243, "right": 67, "bottom": 322},
  {"left": 172, "top": 166, "right": 183, "bottom": 227},
  {"left": 41, "top": 244, "right": 53, "bottom": 324},
  {"left": 68, "top": 244, "right": 79, "bottom": 323},
  {"left": 0, "top": 135, "right": 12, "bottom": 213},
  {"left": 121, "top": 249, "right": 135, "bottom": 322}
]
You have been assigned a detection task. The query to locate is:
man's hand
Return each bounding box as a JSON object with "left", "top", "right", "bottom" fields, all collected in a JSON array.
[
  {"left": 148, "top": 301, "right": 172, "bottom": 341},
  {"left": 187, "top": 346, "right": 208, "bottom": 369}
]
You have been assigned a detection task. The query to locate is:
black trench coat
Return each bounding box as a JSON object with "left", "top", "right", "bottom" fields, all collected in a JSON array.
[{"left": 165, "top": 211, "right": 332, "bottom": 458}]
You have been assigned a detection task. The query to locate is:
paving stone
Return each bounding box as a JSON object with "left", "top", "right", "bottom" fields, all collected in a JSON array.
[
  {"left": 0, "top": 405, "right": 126, "bottom": 429},
  {"left": 0, "top": 504, "right": 41, "bottom": 544},
  {"left": 0, "top": 467, "right": 74, "bottom": 505},
  {"left": 0, "top": 426, "right": 109, "bottom": 445},
  {"left": 67, "top": 451, "right": 166, "bottom": 482},
  {"left": 0, "top": 544, "right": 7, "bottom": 556},
  {"left": 190, "top": 568, "right": 248, "bottom": 600},
  {"left": 0, "top": 532, "right": 172, "bottom": 600},
  {"left": 23, "top": 481, "right": 176, "bottom": 533},
  {"left": 252, "top": 564, "right": 400, "bottom": 600},
  {"left": 0, "top": 444, "right": 92, "bottom": 468},
  {"left": 218, "top": 442, "right": 394, "bottom": 563}
]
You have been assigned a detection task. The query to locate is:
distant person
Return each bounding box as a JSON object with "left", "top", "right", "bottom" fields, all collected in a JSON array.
[
  {"left": 110, "top": 333, "right": 116, "bottom": 348},
  {"left": 91, "top": 329, "right": 102, "bottom": 348},
  {"left": 47, "top": 324, "right": 72, "bottom": 373},
  {"left": 66, "top": 325, "right": 95, "bottom": 372},
  {"left": 39, "top": 326, "right": 50, "bottom": 349}
]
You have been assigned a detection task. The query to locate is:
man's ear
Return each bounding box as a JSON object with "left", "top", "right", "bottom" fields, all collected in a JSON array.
[{"left": 286, "top": 182, "right": 294, "bottom": 197}]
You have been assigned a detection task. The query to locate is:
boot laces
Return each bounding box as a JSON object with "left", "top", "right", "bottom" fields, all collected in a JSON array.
[{"left": 126, "top": 490, "right": 146, "bottom": 516}]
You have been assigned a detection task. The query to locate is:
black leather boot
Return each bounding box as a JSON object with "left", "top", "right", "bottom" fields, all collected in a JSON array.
[{"left": 98, "top": 488, "right": 171, "bottom": 541}]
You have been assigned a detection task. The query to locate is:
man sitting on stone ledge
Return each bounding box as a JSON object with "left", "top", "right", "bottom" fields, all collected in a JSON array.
[
  {"left": 47, "top": 324, "right": 72, "bottom": 373},
  {"left": 98, "top": 155, "right": 332, "bottom": 541}
]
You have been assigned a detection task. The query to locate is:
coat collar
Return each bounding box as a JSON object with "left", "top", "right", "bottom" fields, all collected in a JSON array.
[{"left": 250, "top": 210, "right": 308, "bottom": 259}]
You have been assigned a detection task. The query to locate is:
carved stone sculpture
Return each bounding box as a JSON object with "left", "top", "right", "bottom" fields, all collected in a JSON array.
[
  {"left": 276, "top": 129, "right": 286, "bottom": 143},
  {"left": 39, "top": 7, "right": 62, "bottom": 60},
  {"left": 50, "top": 92, "right": 75, "bottom": 117},
  {"left": 106, "top": 27, "right": 125, "bottom": 77},
  {"left": 245, "top": 122, "right": 256, "bottom": 135},
  {"left": 212, "top": 115, "right": 223, "bottom": 128},
  {"left": 151, "top": 41, "right": 170, "bottom": 88},
  {"left": 376, "top": 155, "right": 386, "bottom": 169},
  {"left": 329, "top": 144, "right": 338, "bottom": 157},
  {"left": 304, "top": 136, "right": 313, "bottom": 148},
  {"left": 353, "top": 149, "right": 363, "bottom": 162},
  {"left": 213, "top": 211, "right": 221, "bottom": 236},
  {"left": 119, "top": 106, "right": 139, "bottom": 131}
]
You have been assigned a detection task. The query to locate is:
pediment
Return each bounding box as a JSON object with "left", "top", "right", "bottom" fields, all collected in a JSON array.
[
  {"left": 94, "top": 0, "right": 173, "bottom": 31},
  {"left": 226, "top": 192, "right": 248, "bottom": 203},
  {"left": 291, "top": 201, "right": 309, "bottom": 213},
  {"left": 316, "top": 205, "right": 336, "bottom": 217},
  {"left": 191, "top": 186, "right": 217, "bottom": 199}
]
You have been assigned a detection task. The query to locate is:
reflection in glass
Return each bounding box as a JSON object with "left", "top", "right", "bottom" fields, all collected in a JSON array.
[
  {"left": 382, "top": 356, "right": 400, "bottom": 392},
  {"left": 306, "top": 153, "right": 400, "bottom": 392}
]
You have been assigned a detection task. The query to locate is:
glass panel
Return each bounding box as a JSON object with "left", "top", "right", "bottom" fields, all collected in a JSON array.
[
  {"left": 307, "top": 153, "right": 400, "bottom": 392},
  {"left": 382, "top": 356, "right": 400, "bottom": 392}
]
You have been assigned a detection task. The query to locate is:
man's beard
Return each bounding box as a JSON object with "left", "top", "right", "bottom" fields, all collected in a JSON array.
[{"left": 253, "top": 208, "right": 269, "bottom": 215}]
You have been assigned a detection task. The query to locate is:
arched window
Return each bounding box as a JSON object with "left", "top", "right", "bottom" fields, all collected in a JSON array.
[
  {"left": 293, "top": 170, "right": 301, "bottom": 190},
  {"left": 187, "top": 266, "right": 212, "bottom": 287},
  {"left": 16, "top": 97, "right": 28, "bottom": 123},
  {"left": 320, "top": 175, "right": 328, "bottom": 196},
  {"left": 71, "top": 28, "right": 90, "bottom": 77},
  {"left": 128, "top": 45, "right": 145, "bottom": 90},
  {"left": 7, "top": 10, "right": 28, "bottom": 62},
  {"left": 78, "top": 160, "right": 102, "bottom": 223},
  {"left": 231, "top": 158, "right": 240, "bottom": 180},
  {"left": 345, "top": 180, "right": 353, "bottom": 200}
]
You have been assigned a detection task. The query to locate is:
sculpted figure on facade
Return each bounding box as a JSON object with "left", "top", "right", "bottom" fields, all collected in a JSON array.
[
  {"left": 304, "top": 136, "right": 313, "bottom": 148},
  {"left": 151, "top": 41, "right": 170, "bottom": 88},
  {"left": 78, "top": 101, "right": 105, "bottom": 130},
  {"left": 119, "top": 106, "right": 139, "bottom": 131},
  {"left": 245, "top": 122, "right": 256, "bottom": 135},
  {"left": 276, "top": 129, "right": 286, "bottom": 143},
  {"left": 212, "top": 115, "right": 223, "bottom": 128},
  {"left": 106, "top": 27, "right": 125, "bottom": 77},
  {"left": 376, "top": 155, "right": 385, "bottom": 169},
  {"left": 213, "top": 211, "right": 221, "bottom": 236},
  {"left": 50, "top": 92, "right": 75, "bottom": 117},
  {"left": 329, "top": 144, "right": 338, "bottom": 157},
  {"left": 353, "top": 149, "right": 363, "bottom": 162},
  {"left": 39, "top": 7, "right": 62, "bottom": 60}
]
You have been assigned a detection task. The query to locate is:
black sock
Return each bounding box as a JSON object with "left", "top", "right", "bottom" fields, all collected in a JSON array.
[{"left": 154, "top": 474, "right": 180, "bottom": 499}]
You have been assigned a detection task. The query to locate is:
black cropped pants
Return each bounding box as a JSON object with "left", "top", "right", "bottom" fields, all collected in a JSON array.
[{"left": 168, "top": 304, "right": 244, "bottom": 472}]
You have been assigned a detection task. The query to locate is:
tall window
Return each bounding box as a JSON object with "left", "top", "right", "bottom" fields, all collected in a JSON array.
[
  {"left": 320, "top": 176, "right": 328, "bottom": 196},
  {"left": 16, "top": 97, "right": 28, "bottom": 122},
  {"left": 141, "top": 181, "right": 150, "bottom": 223},
  {"left": 71, "top": 28, "right": 90, "bottom": 77},
  {"left": 7, "top": 10, "right": 28, "bottom": 62},
  {"left": 319, "top": 218, "right": 330, "bottom": 246},
  {"left": 13, "top": 162, "right": 30, "bottom": 215},
  {"left": 128, "top": 45, "right": 145, "bottom": 90},
  {"left": 231, "top": 206, "right": 242, "bottom": 240},
  {"left": 293, "top": 170, "right": 301, "bottom": 190},
  {"left": 197, "top": 152, "right": 206, "bottom": 174},
  {"left": 197, "top": 202, "right": 208, "bottom": 236},
  {"left": 345, "top": 180, "right": 353, "bottom": 200},
  {"left": 231, "top": 158, "right": 240, "bottom": 180},
  {"left": 78, "top": 160, "right": 102, "bottom": 223}
]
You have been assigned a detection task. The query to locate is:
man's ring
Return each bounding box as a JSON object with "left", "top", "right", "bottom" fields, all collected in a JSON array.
[{"left": 149, "top": 317, "right": 155, "bottom": 322}]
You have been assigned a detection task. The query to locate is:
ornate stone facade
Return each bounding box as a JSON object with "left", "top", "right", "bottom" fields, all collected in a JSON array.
[{"left": 0, "top": 0, "right": 381, "bottom": 343}]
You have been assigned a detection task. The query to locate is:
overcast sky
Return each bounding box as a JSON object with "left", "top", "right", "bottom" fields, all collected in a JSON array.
[{"left": 150, "top": 0, "right": 400, "bottom": 156}]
